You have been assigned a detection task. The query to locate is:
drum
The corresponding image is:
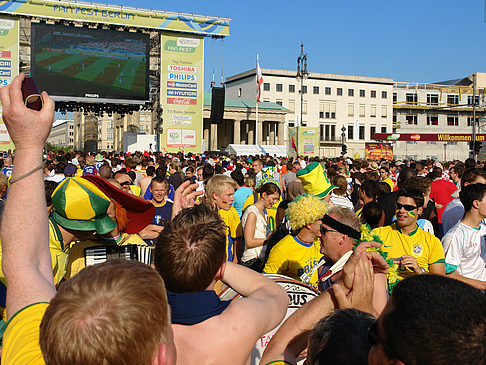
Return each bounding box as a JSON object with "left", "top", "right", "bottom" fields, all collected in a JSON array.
[{"left": 218, "top": 274, "right": 318, "bottom": 365}]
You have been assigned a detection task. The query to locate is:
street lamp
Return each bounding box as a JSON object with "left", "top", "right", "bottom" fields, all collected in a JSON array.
[{"left": 296, "top": 44, "right": 308, "bottom": 156}]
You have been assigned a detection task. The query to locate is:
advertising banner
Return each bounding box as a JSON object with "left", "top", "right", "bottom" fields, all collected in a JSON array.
[
  {"left": 160, "top": 33, "right": 203, "bottom": 153},
  {"left": 374, "top": 133, "right": 486, "bottom": 142},
  {"left": 0, "top": 14, "right": 18, "bottom": 151},
  {"left": 288, "top": 127, "right": 319, "bottom": 157},
  {"left": 365, "top": 142, "right": 393, "bottom": 160},
  {"left": 0, "top": 0, "right": 230, "bottom": 36}
]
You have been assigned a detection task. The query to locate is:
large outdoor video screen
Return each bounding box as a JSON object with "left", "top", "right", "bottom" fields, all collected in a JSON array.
[{"left": 31, "top": 23, "right": 149, "bottom": 104}]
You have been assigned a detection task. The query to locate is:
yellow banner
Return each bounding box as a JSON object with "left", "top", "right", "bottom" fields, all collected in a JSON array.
[
  {"left": 159, "top": 33, "right": 204, "bottom": 154},
  {"left": 0, "top": 14, "right": 17, "bottom": 151},
  {"left": 0, "top": 0, "right": 230, "bottom": 36},
  {"left": 288, "top": 127, "right": 319, "bottom": 156}
]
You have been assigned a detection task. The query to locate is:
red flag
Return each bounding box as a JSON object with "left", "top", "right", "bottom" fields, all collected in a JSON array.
[
  {"left": 256, "top": 54, "right": 263, "bottom": 102},
  {"left": 291, "top": 136, "right": 298, "bottom": 153}
]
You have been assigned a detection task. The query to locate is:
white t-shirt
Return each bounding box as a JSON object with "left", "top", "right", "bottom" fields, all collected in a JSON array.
[
  {"left": 441, "top": 221, "right": 486, "bottom": 281},
  {"left": 241, "top": 205, "right": 268, "bottom": 262}
]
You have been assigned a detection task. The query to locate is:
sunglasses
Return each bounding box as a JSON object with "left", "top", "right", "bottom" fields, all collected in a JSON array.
[
  {"left": 320, "top": 225, "right": 339, "bottom": 235},
  {"left": 396, "top": 203, "right": 417, "bottom": 212},
  {"left": 368, "top": 322, "right": 405, "bottom": 363}
]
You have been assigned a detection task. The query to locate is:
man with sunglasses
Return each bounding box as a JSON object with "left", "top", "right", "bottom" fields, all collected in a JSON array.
[{"left": 372, "top": 187, "right": 446, "bottom": 281}]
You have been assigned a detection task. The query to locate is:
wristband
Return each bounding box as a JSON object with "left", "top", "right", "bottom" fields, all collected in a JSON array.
[{"left": 9, "top": 159, "right": 46, "bottom": 184}]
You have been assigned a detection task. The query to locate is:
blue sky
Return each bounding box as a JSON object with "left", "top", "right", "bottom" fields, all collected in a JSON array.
[{"left": 97, "top": 0, "right": 486, "bottom": 86}]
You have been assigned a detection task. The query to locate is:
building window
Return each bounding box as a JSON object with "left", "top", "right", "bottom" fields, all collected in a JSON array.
[
  {"left": 302, "top": 101, "right": 307, "bottom": 114},
  {"left": 348, "top": 125, "right": 354, "bottom": 140},
  {"left": 427, "top": 94, "right": 439, "bottom": 105},
  {"left": 288, "top": 100, "right": 295, "bottom": 113},
  {"left": 69, "top": 138, "right": 73, "bottom": 143},
  {"left": 370, "top": 126, "right": 376, "bottom": 139},
  {"left": 348, "top": 104, "right": 354, "bottom": 117},
  {"left": 360, "top": 89, "right": 365, "bottom": 97},
  {"left": 289, "top": 84, "right": 295, "bottom": 93},
  {"left": 325, "top": 125, "right": 329, "bottom": 141},
  {"left": 348, "top": 89, "right": 354, "bottom": 97},
  {"left": 337, "top": 88, "right": 343, "bottom": 96},
  {"left": 381, "top": 126, "right": 387, "bottom": 133},
  {"left": 381, "top": 105, "right": 387, "bottom": 118},
  {"left": 447, "top": 95, "right": 459, "bottom": 105},
  {"left": 263, "top": 99, "right": 270, "bottom": 103},
  {"left": 238, "top": 88, "right": 242, "bottom": 97},
  {"left": 289, "top": 122, "right": 295, "bottom": 128},
  {"left": 107, "top": 132, "right": 113, "bottom": 139},
  {"left": 331, "top": 125, "right": 336, "bottom": 141},
  {"left": 427, "top": 116, "right": 438, "bottom": 125},
  {"left": 393, "top": 93, "right": 397, "bottom": 102},
  {"left": 406, "top": 93, "right": 418, "bottom": 105},
  {"left": 276, "top": 83, "right": 283, "bottom": 92},
  {"left": 371, "top": 90, "right": 377, "bottom": 98},
  {"left": 370, "top": 105, "right": 376, "bottom": 118},
  {"left": 320, "top": 125, "right": 324, "bottom": 140},
  {"left": 302, "top": 85, "right": 307, "bottom": 94},
  {"left": 276, "top": 100, "right": 283, "bottom": 106},
  {"left": 325, "top": 87, "right": 331, "bottom": 95},
  {"left": 69, "top": 131, "right": 73, "bottom": 136},
  {"left": 313, "top": 86, "right": 319, "bottom": 94},
  {"left": 382, "top": 91, "right": 387, "bottom": 99},
  {"left": 467, "top": 117, "right": 479, "bottom": 126},
  {"left": 263, "top": 82, "right": 270, "bottom": 91},
  {"left": 406, "top": 115, "right": 418, "bottom": 125},
  {"left": 359, "top": 104, "right": 365, "bottom": 118},
  {"left": 69, "top": 125, "right": 74, "bottom": 129},
  {"left": 359, "top": 126, "right": 365, "bottom": 140},
  {"left": 447, "top": 116, "right": 458, "bottom": 126},
  {"left": 468, "top": 95, "right": 479, "bottom": 105}
]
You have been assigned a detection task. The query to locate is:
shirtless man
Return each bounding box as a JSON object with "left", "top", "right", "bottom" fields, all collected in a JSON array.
[{"left": 154, "top": 203, "right": 288, "bottom": 364}]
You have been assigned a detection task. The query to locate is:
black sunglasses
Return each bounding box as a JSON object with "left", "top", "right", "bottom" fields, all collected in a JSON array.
[
  {"left": 320, "top": 225, "right": 339, "bottom": 235},
  {"left": 396, "top": 203, "right": 417, "bottom": 212},
  {"left": 368, "top": 322, "right": 405, "bottom": 363}
]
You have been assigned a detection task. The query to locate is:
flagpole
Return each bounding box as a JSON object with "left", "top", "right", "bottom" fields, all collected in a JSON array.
[{"left": 256, "top": 54, "right": 260, "bottom": 148}]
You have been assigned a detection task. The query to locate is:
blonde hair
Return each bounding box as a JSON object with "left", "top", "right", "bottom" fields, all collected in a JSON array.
[
  {"left": 40, "top": 260, "right": 171, "bottom": 365},
  {"left": 287, "top": 194, "right": 328, "bottom": 231},
  {"left": 205, "top": 174, "right": 237, "bottom": 203},
  {"left": 86, "top": 155, "right": 95, "bottom": 165}
]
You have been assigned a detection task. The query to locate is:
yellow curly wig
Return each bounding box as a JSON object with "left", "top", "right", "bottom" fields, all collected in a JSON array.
[{"left": 286, "top": 194, "right": 328, "bottom": 231}]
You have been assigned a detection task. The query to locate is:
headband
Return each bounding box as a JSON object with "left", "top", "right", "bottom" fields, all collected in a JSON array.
[{"left": 322, "top": 214, "right": 361, "bottom": 240}]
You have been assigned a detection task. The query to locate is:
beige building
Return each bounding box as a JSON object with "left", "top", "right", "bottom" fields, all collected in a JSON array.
[
  {"left": 47, "top": 119, "right": 74, "bottom": 148},
  {"left": 392, "top": 72, "right": 486, "bottom": 160},
  {"left": 226, "top": 68, "right": 394, "bottom": 158},
  {"left": 73, "top": 110, "right": 153, "bottom": 152}
]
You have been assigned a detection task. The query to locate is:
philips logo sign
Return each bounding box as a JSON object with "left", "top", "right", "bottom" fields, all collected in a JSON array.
[{"left": 168, "top": 73, "right": 196, "bottom": 81}]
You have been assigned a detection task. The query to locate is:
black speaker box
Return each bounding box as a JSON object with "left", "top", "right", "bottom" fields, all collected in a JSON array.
[{"left": 210, "top": 87, "right": 225, "bottom": 124}]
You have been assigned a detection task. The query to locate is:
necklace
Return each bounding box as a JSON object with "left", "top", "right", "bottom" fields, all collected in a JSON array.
[{"left": 296, "top": 232, "right": 314, "bottom": 244}]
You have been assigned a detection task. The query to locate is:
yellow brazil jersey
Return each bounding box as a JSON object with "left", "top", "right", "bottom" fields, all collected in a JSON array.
[
  {"left": 242, "top": 193, "right": 282, "bottom": 232},
  {"left": 0, "top": 219, "right": 66, "bottom": 320},
  {"left": 263, "top": 234, "right": 323, "bottom": 287},
  {"left": 372, "top": 223, "right": 445, "bottom": 281},
  {"left": 2, "top": 302, "right": 48, "bottom": 364},
  {"left": 218, "top": 206, "right": 242, "bottom": 262},
  {"left": 64, "top": 233, "right": 147, "bottom": 279}
]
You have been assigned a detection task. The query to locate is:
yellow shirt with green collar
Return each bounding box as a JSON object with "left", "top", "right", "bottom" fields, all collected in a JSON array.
[
  {"left": 372, "top": 223, "right": 445, "bottom": 281},
  {"left": 263, "top": 234, "right": 322, "bottom": 286},
  {"left": 1, "top": 302, "right": 48, "bottom": 364}
]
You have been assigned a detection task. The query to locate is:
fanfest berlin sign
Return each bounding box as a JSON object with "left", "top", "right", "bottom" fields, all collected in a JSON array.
[{"left": 374, "top": 133, "right": 486, "bottom": 142}]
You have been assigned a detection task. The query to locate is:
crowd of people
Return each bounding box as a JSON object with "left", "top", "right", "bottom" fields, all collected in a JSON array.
[{"left": 0, "top": 73, "right": 484, "bottom": 364}]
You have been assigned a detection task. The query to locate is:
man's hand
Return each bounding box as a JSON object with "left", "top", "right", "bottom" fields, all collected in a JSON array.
[
  {"left": 399, "top": 255, "right": 421, "bottom": 274},
  {"left": 171, "top": 180, "right": 203, "bottom": 218},
  {"left": 332, "top": 241, "right": 389, "bottom": 316},
  {"left": 0, "top": 73, "right": 54, "bottom": 151}
]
